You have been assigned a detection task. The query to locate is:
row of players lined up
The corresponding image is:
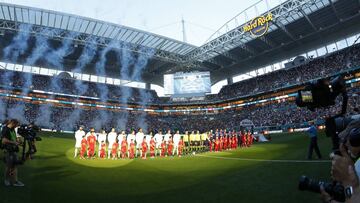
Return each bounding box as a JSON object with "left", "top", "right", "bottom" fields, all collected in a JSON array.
[{"left": 74, "top": 127, "right": 255, "bottom": 159}]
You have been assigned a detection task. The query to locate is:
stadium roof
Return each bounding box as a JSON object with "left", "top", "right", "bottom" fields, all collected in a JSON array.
[{"left": 0, "top": 0, "right": 359, "bottom": 86}]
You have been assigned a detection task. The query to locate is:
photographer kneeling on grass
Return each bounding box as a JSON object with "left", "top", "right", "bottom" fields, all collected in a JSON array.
[
  {"left": 1, "top": 119, "right": 24, "bottom": 187},
  {"left": 321, "top": 120, "right": 360, "bottom": 202}
]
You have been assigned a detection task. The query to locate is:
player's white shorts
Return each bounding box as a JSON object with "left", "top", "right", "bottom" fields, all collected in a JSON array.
[
  {"left": 155, "top": 143, "right": 162, "bottom": 148},
  {"left": 136, "top": 143, "right": 142, "bottom": 148},
  {"left": 75, "top": 140, "right": 81, "bottom": 148}
]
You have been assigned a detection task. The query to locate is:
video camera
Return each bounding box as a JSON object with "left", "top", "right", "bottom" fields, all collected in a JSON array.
[
  {"left": 17, "top": 124, "right": 41, "bottom": 142},
  {"left": 295, "top": 75, "right": 357, "bottom": 202},
  {"left": 296, "top": 76, "right": 348, "bottom": 113},
  {"left": 0, "top": 123, "right": 42, "bottom": 164},
  {"left": 17, "top": 124, "right": 41, "bottom": 162}
]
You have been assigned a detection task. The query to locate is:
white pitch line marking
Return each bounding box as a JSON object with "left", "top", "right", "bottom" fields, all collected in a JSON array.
[{"left": 195, "top": 154, "right": 330, "bottom": 163}]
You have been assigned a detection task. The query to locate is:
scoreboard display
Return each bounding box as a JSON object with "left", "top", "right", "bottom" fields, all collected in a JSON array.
[{"left": 164, "top": 72, "right": 211, "bottom": 96}]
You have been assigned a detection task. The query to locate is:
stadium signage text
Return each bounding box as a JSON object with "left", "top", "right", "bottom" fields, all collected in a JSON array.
[{"left": 243, "top": 13, "right": 273, "bottom": 37}]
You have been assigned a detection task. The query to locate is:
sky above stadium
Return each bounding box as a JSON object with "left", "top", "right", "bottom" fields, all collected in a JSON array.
[{"left": 0, "top": 0, "right": 269, "bottom": 46}]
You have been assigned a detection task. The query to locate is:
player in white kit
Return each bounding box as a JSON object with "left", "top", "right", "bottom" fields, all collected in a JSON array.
[
  {"left": 74, "top": 126, "right": 85, "bottom": 158},
  {"left": 145, "top": 132, "right": 152, "bottom": 147},
  {"left": 107, "top": 128, "right": 118, "bottom": 159},
  {"left": 154, "top": 130, "right": 163, "bottom": 156},
  {"left": 135, "top": 128, "right": 145, "bottom": 157},
  {"left": 173, "top": 130, "right": 181, "bottom": 156},
  {"left": 164, "top": 130, "right": 172, "bottom": 144}
]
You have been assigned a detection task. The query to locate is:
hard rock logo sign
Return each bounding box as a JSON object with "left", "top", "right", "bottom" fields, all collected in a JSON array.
[{"left": 243, "top": 13, "right": 273, "bottom": 37}]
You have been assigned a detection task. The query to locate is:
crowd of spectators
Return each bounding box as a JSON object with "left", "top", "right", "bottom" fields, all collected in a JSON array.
[
  {"left": 0, "top": 85, "right": 359, "bottom": 132},
  {"left": 1, "top": 44, "right": 360, "bottom": 105},
  {"left": 215, "top": 44, "right": 360, "bottom": 101},
  {"left": 0, "top": 42, "right": 359, "bottom": 132},
  {"left": 0, "top": 69, "right": 160, "bottom": 104}
]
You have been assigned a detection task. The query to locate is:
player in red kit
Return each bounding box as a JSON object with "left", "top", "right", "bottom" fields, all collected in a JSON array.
[
  {"left": 87, "top": 130, "right": 97, "bottom": 158},
  {"left": 223, "top": 136, "right": 228, "bottom": 151},
  {"left": 160, "top": 141, "right": 166, "bottom": 157},
  {"left": 228, "top": 135, "right": 232, "bottom": 149},
  {"left": 241, "top": 132, "right": 246, "bottom": 147},
  {"left": 178, "top": 137, "right": 184, "bottom": 157},
  {"left": 215, "top": 136, "right": 220, "bottom": 152},
  {"left": 167, "top": 137, "right": 173, "bottom": 157},
  {"left": 111, "top": 140, "right": 119, "bottom": 160},
  {"left": 232, "top": 135, "right": 237, "bottom": 149},
  {"left": 120, "top": 139, "right": 127, "bottom": 159},
  {"left": 129, "top": 139, "right": 135, "bottom": 159},
  {"left": 235, "top": 135, "right": 239, "bottom": 149},
  {"left": 80, "top": 135, "right": 87, "bottom": 159},
  {"left": 99, "top": 141, "right": 106, "bottom": 159},
  {"left": 246, "top": 131, "right": 251, "bottom": 147},
  {"left": 141, "top": 138, "right": 148, "bottom": 159},
  {"left": 219, "top": 136, "right": 224, "bottom": 151},
  {"left": 150, "top": 137, "right": 156, "bottom": 158}
]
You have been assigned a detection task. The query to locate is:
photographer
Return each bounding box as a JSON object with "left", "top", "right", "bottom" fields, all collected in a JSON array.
[
  {"left": 336, "top": 120, "right": 360, "bottom": 181},
  {"left": 320, "top": 120, "right": 360, "bottom": 202},
  {"left": 321, "top": 165, "right": 360, "bottom": 203},
  {"left": 1, "top": 119, "right": 24, "bottom": 187}
]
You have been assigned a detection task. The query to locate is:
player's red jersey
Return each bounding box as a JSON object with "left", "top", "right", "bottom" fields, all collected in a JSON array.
[
  {"left": 80, "top": 138, "right": 87, "bottom": 158},
  {"left": 129, "top": 142, "right": 135, "bottom": 159},
  {"left": 232, "top": 136, "right": 237, "bottom": 149},
  {"left": 228, "top": 137, "right": 232, "bottom": 149},
  {"left": 219, "top": 137, "right": 223, "bottom": 151},
  {"left": 209, "top": 140, "right": 213, "bottom": 152},
  {"left": 100, "top": 143, "right": 106, "bottom": 158},
  {"left": 246, "top": 133, "right": 251, "bottom": 146},
  {"left": 241, "top": 134, "right": 246, "bottom": 147},
  {"left": 121, "top": 140, "right": 127, "bottom": 158},
  {"left": 141, "top": 141, "right": 148, "bottom": 159},
  {"left": 215, "top": 139, "right": 220, "bottom": 152},
  {"left": 87, "top": 134, "right": 96, "bottom": 157},
  {"left": 142, "top": 141, "right": 148, "bottom": 152},
  {"left": 178, "top": 140, "right": 184, "bottom": 156},
  {"left": 167, "top": 140, "right": 173, "bottom": 156},
  {"left": 121, "top": 140, "right": 127, "bottom": 152},
  {"left": 112, "top": 142, "right": 119, "bottom": 157},
  {"left": 150, "top": 139, "right": 156, "bottom": 157},
  {"left": 223, "top": 137, "right": 228, "bottom": 150},
  {"left": 87, "top": 134, "right": 96, "bottom": 148},
  {"left": 161, "top": 142, "right": 166, "bottom": 157}
]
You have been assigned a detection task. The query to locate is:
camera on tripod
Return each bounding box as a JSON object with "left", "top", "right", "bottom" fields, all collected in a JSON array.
[
  {"left": 17, "top": 124, "right": 42, "bottom": 161},
  {"left": 295, "top": 75, "right": 358, "bottom": 202},
  {"left": 17, "top": 124, "right": 41, "bottom": 142}
]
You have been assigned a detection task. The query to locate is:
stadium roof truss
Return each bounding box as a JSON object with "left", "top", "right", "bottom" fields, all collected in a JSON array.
[
  {"left": 185, "top": 0, "right": 335, "bottom": 63},
  {"left": 0, "top": 0, "right": 359, "bottom": 85},
  {"left": 0, "top": 2, "right": 197, "bottom": 65}
]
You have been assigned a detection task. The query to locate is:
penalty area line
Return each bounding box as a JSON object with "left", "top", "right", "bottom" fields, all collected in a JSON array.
[{"left": 194, "top": 154, "right": 330, "bottom": 163}]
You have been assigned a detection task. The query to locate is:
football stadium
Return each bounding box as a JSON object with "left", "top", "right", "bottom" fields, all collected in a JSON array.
[{"left": 1, "top": 0, "right": 360, "bottom": 202}]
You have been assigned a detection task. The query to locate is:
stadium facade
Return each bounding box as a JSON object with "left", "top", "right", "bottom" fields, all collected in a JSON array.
[{"left": 0, "top": 0, "right": 360, "bottom": 131}]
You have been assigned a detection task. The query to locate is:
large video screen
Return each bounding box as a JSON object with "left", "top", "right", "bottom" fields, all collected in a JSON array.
[{"left": 164, "top": 72, "right": 211, "bottom": 96}]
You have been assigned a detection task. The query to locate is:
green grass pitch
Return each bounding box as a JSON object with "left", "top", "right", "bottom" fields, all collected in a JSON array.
[{"left": 0, "top": 131, "right": 332, "bottom": 203}]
